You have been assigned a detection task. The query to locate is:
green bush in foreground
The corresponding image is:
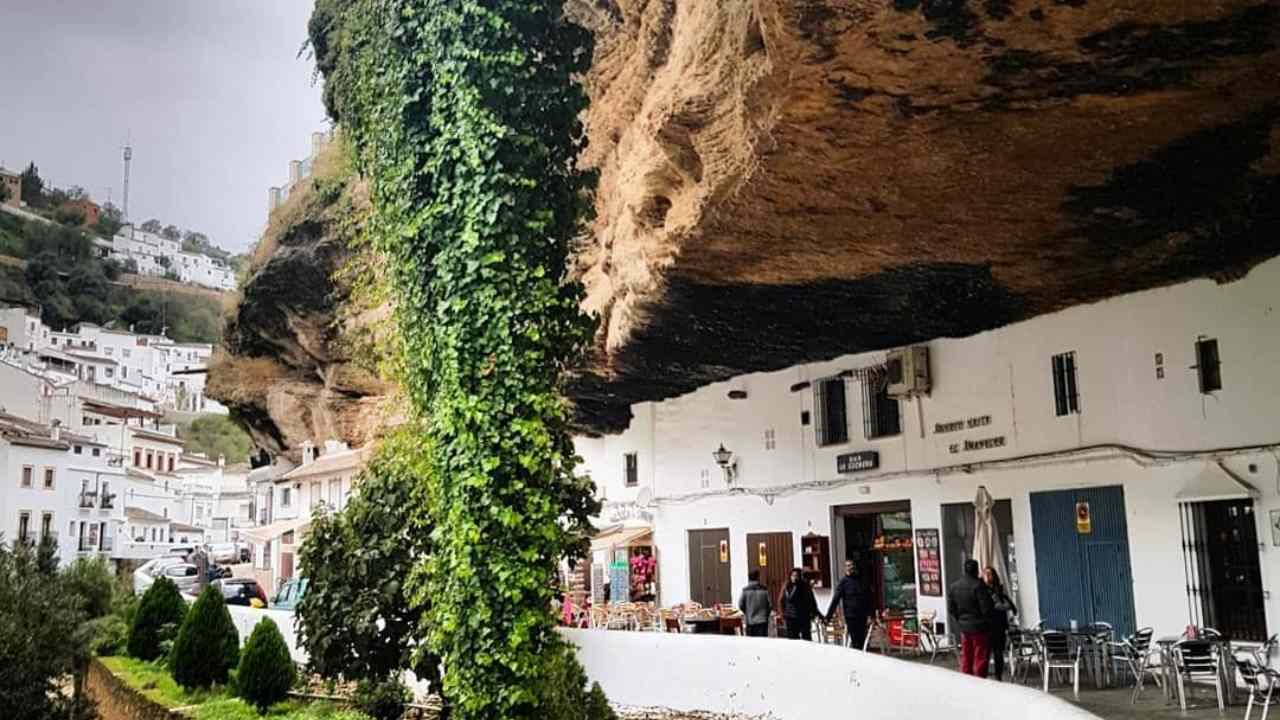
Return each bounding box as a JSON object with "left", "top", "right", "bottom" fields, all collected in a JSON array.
[
  {"left": 237, "top": 618, "right": 296, "bottom": 713},
  {"left": 171, "top": 585, "right": 241, "bottom": 689},
  {"left": 352, "top": 677, "right": 410, "bottom": 720},
  {"left": 128, "top": 577, "right": 188, "bottom": 661}
]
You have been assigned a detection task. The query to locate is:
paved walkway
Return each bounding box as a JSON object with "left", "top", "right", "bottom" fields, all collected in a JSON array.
[{"left": 897, "top": 654, "right": 1236, "bottom": 720}]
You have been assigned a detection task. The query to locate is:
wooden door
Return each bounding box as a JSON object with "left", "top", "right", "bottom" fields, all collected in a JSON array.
[
  {"left": 747, "top": 532, "right": 794, "bottom": 609},
  {"left": 280, "top": 552, "right": 295, "bottom": 581},
  {"left": 688, "top": 529, "right": 731, "bottom": 607}
]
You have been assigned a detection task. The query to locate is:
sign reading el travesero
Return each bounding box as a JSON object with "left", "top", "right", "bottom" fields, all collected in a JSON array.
[{"left": 837, "top": 451, "right": 880, "bottom": 473}]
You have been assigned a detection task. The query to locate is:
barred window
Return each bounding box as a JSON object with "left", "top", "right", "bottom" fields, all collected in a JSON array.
[
  {"left": 624, "top": 452, "right": 639, "bottom": 487},
  {"left": 1052, "top": 352, "right": 1080, "bottom": 416},
  {"left": 1195, "top": 338, "right": 1221, "bottom": 393},
  {"left": 813, "top": 378, "right": 848, "bottom": 447},
  {"left": 862, "top": 373, "right": 901, "bottom": 439}
]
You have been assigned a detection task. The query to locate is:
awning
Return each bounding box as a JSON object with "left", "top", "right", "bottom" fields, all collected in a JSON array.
[
  {"left": 1176, "top": 461, "right": 1260, "bottom": 503},
  {"left": 591, "top": 525, "right": 652, "bottom": 552},
  {"left": 242, "top": 517, "right": 310, "bottom": 543}
]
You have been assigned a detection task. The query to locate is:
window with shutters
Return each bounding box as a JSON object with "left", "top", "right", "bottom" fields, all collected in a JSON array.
[
  {"left": 1195, "top": 338, "right": 1222, "bottom": 393},
  {"left": 624, "top": 453, "right": 639, "bottom": 487},
  {"left": 1051, "top": 351, "right": 1080, "bottom": 416},
  {"left": 813, "top": 377, "right": 849, "bottom": 446},
  {"left": 861, "top": 374, "right": 901, "bottom": 439}
]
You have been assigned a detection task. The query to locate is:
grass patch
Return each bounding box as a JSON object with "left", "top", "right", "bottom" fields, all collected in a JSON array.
[
  {"left": 188, "top": 698, "right": 369, "bottom": 720},
  {"left": 100, "top": 656, "right": 226, "bottom": 708},
  {"left": 99, "top": 657, "right": 370, "bottom": 720}
]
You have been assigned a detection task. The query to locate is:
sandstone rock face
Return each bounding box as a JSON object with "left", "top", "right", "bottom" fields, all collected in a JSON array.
[
  {"left": 207, "top": 150, "right": 397, "bottom": 461},
  {"left": 567, "top": 0, "right": 1280, "bottom": 432}
]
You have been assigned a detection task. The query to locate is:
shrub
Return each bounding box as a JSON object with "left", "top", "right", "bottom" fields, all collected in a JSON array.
[
  {"left": 237, "top": 617, "right": 296, "bottom": 713},
  {"left": 127, "top": 577, "right": 188, "bottom": 661},
  {"left": 170, "top": 585, "right": 240, "bottom": 689},
  {"left": 538, "top": 646, "right": 617, "bottom": 720},
  {"left": 352, "top": 677, "right": 411, "bottom": 720},
  {"left": 62, "top": 556, "right": 116, "bottom": 618}
]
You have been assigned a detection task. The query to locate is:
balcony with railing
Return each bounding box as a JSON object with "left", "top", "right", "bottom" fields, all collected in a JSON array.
[
  {"left": 79, "top": 491, "right": 97, "bottom": 509},
  {"left": 100, "top": 492, "right": 116, "bottom": 509}
]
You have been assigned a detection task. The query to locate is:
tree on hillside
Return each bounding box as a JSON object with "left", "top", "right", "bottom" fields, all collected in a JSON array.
[
  {"left": 64, "top": 186, "right": 86, "bottom": 202},
  {"left": 180, "top": 415, "right": 252, "bottom": 465},
  {"left": 95, "top": 203, "right": 124, "bottom": 238},
  {"left": 19, "top": 163, "right": 44, "bottom": 207},
  {"left": 141, "top": 219, "right": 162, "bottom": 233},
  {"left": 161, "top": 225, "right": 181, "bottom": 241}
]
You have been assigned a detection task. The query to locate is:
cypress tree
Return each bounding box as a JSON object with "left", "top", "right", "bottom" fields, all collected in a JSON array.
[
  {"left": 236, "top": 617, "right": 296, "bottom": 713},
  {"left": 126, "top": 577, "right": 188, "bottom": 661},
  {"left": 169, "top": 585, "right": 240, "bottom": 689}
]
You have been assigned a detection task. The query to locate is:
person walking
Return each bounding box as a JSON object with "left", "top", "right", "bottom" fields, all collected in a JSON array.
[
  {"left": 826, "top": 559, "right": 873, "bottom": 650},
  {"left": 949, "top": 558, "right": 995, "bottom": 677},
  {"left": 737, "top": 570, "right": 773, "bottom": 637},
  {"left": 983, "top": 566, "right": 1017, "bottom": 681},
  {"left": 779, "top": 568, "right": 821, "bottom": 641}
]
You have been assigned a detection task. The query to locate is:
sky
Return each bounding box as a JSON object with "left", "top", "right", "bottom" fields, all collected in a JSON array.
[{"left": 0, "top": 1, "right": 327, "bottom": 253}]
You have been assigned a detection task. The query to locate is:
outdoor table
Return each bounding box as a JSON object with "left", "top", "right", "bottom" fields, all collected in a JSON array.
[
  {"left": 684, "top": 617, "right": 721, "bottom": 635},
  {"left": 1065, "top": 625, "right": 1110, "bottom": 689},
  {"left": 1155, "top": 636, "right": 1181, "bottom": 703}
]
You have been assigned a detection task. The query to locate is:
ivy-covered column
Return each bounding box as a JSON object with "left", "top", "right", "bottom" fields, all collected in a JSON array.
[{"left": 313, "top": 1, "right": 599, "bottom": 718}]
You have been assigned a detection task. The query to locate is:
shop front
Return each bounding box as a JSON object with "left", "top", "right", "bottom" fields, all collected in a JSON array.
[
  {"left": 589, "top": 525, "right": 658, "bottom": 605},
  {"left": 830, "top": 501, "right": 918, "bottom": 616}
]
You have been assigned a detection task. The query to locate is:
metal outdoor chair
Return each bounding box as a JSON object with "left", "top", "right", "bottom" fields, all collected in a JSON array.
[
  {"left": 1007, "top": 627, "right": 1042, "bottom": 684},
  {"left": 1041, "top": 630, "right": 1082, "bottom": 698},
  {"left": 1237, "top": 656, "right": 1280, "bottom": 720},
  {"left": 1173, "top": 639, "right": 1225, "bottom": 711},
  {"left": 920, "top": 616, "right": 957, "bottom": 665},
  {"left": 1108, "top": 627, "right": 1159, "bottom": 703}
]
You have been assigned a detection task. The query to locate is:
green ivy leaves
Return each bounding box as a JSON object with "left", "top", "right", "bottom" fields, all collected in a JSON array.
[{"left": 310, "top": 1, "right": 600, "bottom": 718}]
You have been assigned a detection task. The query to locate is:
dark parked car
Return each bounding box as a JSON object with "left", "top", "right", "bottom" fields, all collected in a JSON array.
[{"left": 214, "top": 578, "right": 269, "bottom": 607}]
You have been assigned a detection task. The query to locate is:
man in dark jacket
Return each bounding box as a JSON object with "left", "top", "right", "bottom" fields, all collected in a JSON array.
[
  {"left": 826, "top": 559, "right": 872, "bottom": 650},
  {"left": 737, "top": 570, "right": 773, "bottom": 637},
  {"left": 948, "top": 558, "right": 995, "bottom": 677}
]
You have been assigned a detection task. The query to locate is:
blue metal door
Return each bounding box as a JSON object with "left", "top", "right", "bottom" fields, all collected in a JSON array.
[{"left": 1030, "top": 486, "right": 1136, "bottom": 637}]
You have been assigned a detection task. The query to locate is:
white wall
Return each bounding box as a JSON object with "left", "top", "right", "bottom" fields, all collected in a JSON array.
[
  {"left": 576, "top": 256, "right": 1280, "bottom": 635},
  {"left": 570, "top": 630, "right": 1094, "bottom": 719}
]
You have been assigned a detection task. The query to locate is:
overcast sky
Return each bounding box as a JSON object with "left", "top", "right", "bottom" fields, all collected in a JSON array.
[{"left": 0, "top": 1, "right": 326, "bottom": 253}]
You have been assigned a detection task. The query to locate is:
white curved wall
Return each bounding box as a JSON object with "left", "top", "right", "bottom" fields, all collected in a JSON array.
[{"left": 563, "top": 629, "right": 1099, "bottom": 720}]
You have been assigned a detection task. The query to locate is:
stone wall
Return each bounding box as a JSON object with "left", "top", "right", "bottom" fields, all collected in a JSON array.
[{"left": 84, "top": 659, "right": 178, "bottom": 720}]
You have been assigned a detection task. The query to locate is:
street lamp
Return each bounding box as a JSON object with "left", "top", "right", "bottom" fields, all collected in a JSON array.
[{"left": 712, "top": 444, "right": 737, "bottom": 486}]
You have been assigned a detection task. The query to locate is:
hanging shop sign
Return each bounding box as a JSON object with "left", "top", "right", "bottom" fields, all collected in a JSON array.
[
  {"left": 837, "top": 451, "right": 880, "bottom": 473},
  {"left": 1076, "top": 502, "right": 1092, "bottom": 534},
  {"left": 915, "top": 528, "right": 942, "bottom": 597},
  {"left": 719, "top": 540, "right": 729, "bottom": 563}
]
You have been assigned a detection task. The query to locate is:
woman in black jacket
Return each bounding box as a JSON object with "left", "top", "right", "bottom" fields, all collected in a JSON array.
[
  {"left": 983, "top": 566, "right": 1017, "bottom": 681},
  {"left": 779, "top": 568, "right": 821, "bottom": 641}
]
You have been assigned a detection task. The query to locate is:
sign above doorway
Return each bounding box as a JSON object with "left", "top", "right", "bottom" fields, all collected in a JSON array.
[{"left": 837, "top": 451, "right": 880, "bottom": 474}]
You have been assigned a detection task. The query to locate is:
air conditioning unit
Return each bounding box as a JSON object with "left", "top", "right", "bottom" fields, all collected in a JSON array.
[{"left": 886, "top": 346, "right": 930, "bottom": 397}]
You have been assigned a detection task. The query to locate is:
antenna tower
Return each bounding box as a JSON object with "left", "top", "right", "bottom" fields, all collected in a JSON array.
[{"left": 121, "top": 143, "right": 133, "bottom": 220}]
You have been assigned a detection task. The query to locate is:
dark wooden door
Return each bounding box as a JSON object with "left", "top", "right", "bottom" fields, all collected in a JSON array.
[
  {"left": 688, "top": 529, "right": 731, "bottom": 607},
  {"left": 747, "top": 532, "right": 794, "bottom": 609},
  {"left": 280, "top": 552, "right": 295, "bottom": 581}
]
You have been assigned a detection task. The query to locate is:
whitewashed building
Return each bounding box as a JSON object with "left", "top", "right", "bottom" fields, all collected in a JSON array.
[
  {"left": 0, "top": 412, "right": 122, "bottom": 567},
  {"left": 249, "top": 440, "right": 368, "bottom": 592},
  {"left": 576, "top": 255, "right": 1280, "bottom": 644}
]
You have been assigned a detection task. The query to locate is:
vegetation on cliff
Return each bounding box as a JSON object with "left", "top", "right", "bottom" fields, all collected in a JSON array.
[{"left": 309, "top": 0, "right": 604, "bottom": 717}]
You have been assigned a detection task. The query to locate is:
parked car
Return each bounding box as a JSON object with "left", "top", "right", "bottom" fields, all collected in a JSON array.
[
  {"left": 272, "top": 577, "right": 308, "bottom": 611},
  {"left": 157, "top": 563, "right": 200, "bottom": 594},
  {"left": 214, "top": 578, "right": 269, "bottom": 607},
  {"left": 132, "top": 557, "right": 186, "bottom": 595},
  {"left": 209, "top": 543, "right": 239, "bottom": 564}
]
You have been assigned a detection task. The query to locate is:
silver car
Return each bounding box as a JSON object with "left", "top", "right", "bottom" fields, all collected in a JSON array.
[
  {"left": 132, "top": 558, "right": 199, "bottom": 595},
  {"left": 208, "top": 543, "right": 239, "bottom": 564},
  {"left": 132, "top": 557, "right": 185, "bottom": 595}
]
